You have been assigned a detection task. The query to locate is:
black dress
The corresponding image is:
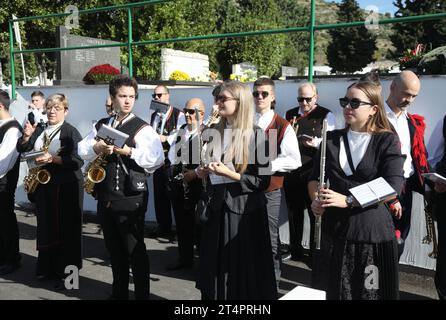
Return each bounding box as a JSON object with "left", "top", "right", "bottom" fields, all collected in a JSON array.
[
  {"left": 309, "top": 129, "right": 405, "bottom": 300},
  {"left": 196, "top": 128, "right": 277, "bottom": 300},
  {"left": 17, "top": 122, "right": 84, "bottom": 279}
]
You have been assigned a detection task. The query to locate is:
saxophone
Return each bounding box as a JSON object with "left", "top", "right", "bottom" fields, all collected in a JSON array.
[
  {"left": 84, "top": 151, "right": 107, "bottom": 194},
  {"left": 23, "top": 133, "right": 52, "bottom": 194}
]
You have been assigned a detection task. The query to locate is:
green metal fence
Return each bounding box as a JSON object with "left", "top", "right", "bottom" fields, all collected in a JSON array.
[{"left": 8, "top": 0, "right": 446, "bottom": 99}]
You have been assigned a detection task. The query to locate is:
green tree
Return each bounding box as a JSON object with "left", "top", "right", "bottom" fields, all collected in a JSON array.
[
  {"left": 326, "top": 0, "right": 377, "bottom": 73},
  {"left": 390, "top": 0, "right": 446, "bottom": 58},
  {"left": 217, "top": 0, "right": 286, "bottom": 79}
]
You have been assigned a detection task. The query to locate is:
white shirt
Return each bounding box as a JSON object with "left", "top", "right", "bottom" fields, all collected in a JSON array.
[
  {"left": 78, "top": 113, "right": 164, "bottom": 174},
  {"left": 339, "top": 129, "right": 372, "bottom": 176},
  {"left": 0, "top": 117, "right": 21, "bottom": 179},
  {"left": 297, "top": 107, "right": 337, "bottom": 147},
  {"left": 427, "top": 116, "right": 445, "bottom": 169},
  {"left": 255, "top": 109, "right": 302, "bottom": 173},
  {"left": 167, "top": 126, "right": 198, "bottom": 165},
  {"left": 385, "top": 103, "right": 414, "bottom": 178},
  {"left": 23, "top": 107, "right": 47, "bottom": 127}
]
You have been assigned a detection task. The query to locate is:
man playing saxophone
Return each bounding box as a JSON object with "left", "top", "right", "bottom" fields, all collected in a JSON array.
[{"left": 17, "top": 93, "right": 84, "bottom": 288}]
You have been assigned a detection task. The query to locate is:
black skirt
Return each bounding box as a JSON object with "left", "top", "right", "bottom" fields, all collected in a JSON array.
[
  {"left": 34, "top": 180, "right": 83, "bottom": 277},
  {"left": 313, "top": 234, "right": 399, "bottom": 300}
]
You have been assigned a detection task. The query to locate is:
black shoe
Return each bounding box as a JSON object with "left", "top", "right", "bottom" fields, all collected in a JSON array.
[
  {"left": 53, "top": 279, "right": 66, "bottom": 291},
  {"left": 0, "top": 262, "right": 21, "bottom": 276},
  {"left": 165, "top": 262, "right": 193, "bottom": 271}
]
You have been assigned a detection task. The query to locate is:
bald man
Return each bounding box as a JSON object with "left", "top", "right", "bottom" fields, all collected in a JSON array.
[
  {"left": 385, "top": 70, "right": 429, "bottom": 258},
  {"left": 165, "top": 98, "right": 206, "bottom": 270}
]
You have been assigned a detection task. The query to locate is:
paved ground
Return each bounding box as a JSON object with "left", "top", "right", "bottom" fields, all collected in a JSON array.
[{"left": 0, "top": 208, "right": 439, "bottom": 300}]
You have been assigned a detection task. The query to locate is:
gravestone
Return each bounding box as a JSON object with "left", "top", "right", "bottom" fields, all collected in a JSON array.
[
  {"left": 281, "top": 66, "right": 298, "bottom": 78},
  {"left": 160, "top": 48, "right": 210, "bottom": 81},
  {"left": 54, "top": 26, "right": 121, "bottom": 85},
  {"left": 232, "top": 62, "right": 257, "bottom": 78}
]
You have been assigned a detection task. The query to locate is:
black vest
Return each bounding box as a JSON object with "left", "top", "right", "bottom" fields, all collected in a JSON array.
[
  {"left": 290, "top": 106, "right": 330, "bottom": 169},
  {"left": 150, "top": 106, "right": 181, "bottom": 156},
  {"left": 173, "top": 124, "right": 200, "bottom": 171},
  {"left": 0, "top": 120, "right": 21, "bottom": 193},
  {"left": 94, "top": 116, "right": 148, "bottom": 203}
]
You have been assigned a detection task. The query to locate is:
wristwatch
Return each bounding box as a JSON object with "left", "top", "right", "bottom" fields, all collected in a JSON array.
[{"left": 345, "top": 195, "right": 355, "bottom": 208}]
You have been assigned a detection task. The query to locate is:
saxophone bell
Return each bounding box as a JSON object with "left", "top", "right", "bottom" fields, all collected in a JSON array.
[{"left": 36, "top": 168, "right": 51, "bottom": 185}]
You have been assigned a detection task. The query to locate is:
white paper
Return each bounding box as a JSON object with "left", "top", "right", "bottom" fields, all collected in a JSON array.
[
  {"left": 279, "top": 286, "right": 326, "bottom": 300},
  {"left": 349, "top": 177, "right": 397, "bottom": 208},
  {"left": 422, "top": 173, "right": 446, "bottom": 184}
]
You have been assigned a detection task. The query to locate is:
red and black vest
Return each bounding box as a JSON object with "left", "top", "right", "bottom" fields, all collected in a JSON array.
[{"left": 150, "top": 106, "right": 181, "bottom": 157}]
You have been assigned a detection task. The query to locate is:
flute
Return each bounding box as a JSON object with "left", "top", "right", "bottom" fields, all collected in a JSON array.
[{"left": 314, "top": 119, "right": 328, "bottom": 250}]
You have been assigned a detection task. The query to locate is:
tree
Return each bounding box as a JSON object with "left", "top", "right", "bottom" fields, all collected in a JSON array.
[
  {"left": 390, "top": 0, "right": 446, "bottom": 58},
  {"left": 326, "top": 0, "right": 377, "bottom": 73},
  {"left": 217, "top": 0, "right": 286, "bottom": 79}
]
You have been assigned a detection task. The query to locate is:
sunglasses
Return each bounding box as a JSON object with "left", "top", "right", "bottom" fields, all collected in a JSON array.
[
  {"left": 152, "top": 93, "right": 167, "bottom": 99},
  {"left": 253, "top": 91, "right": 269, "bottom": 98},
  {"left": 297, "top": 96, "right": 314, "bottom": 103},
  {"left": 339, "top": 97, "right": 374, "bottom": 109},
  {"left": 216, "top": 95, "right": 238, "bottom": 103},
  {"left": 183, "top": 108, "right": 197, "bottom": 115}
]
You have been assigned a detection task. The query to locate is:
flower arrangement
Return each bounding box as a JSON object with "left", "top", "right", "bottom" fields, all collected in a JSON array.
[
  {"left": 229, "top": 69, "right": 257, "bottom": 83},
  {"left": 169, "top": 70, "right": 191, "bottom": 81},
  {"left": 399, "top": 44, "right": 426, "bottom": 70},
  {"left": 83, "top": 64, "right": 120, "bottom": 84}
]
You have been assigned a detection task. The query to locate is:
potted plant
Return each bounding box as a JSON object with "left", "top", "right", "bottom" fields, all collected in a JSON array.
[
  {"left": 83, "top": 64, "right": 120, "bottom": 84},
  {"left": 399, "top": 44, "right": 426, "bottom": 71}
]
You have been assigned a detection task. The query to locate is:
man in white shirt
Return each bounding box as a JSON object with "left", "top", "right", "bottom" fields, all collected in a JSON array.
[
  {"left": 149, "top": 85, "right": 185, "bottom": 240},
  {"left": 385, "top": 70, "right": 428, "bottom": 258},
  {"left": 0, "top": 90, "right": 22, "bottom": 275},
  {"left": 253, "top": 77, "right": 302, "bottom": 287},
  {"left": 284, "top": 82, "right": 336, "bottom": 262},
  {"left": 25, "top": 91, "right": 47, "bottom": 127}
]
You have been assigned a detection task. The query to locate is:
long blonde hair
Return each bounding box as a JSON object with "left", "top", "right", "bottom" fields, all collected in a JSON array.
[
  {"left": 346, "top": 81, "right": 392, "bottom": 134},
  {"left": 215, "top": 81, "right": 254, "bottom": 174}
]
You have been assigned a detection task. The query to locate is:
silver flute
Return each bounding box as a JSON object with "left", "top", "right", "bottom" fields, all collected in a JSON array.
[{"left": 315, "top": 119, "right": 328, "bottom": 250}]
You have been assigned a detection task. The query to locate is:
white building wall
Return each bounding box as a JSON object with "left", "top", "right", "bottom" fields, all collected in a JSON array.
[{"left": 11, "top": 75, "right": 446, "bottom": 270}]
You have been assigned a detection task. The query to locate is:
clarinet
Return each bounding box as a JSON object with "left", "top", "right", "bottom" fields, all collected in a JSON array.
[
  {"left": 314, "top": 119, "right": 328, "bottom": 251},
  {"left": 194, "top": 107, "right": 207, "bottom": 192}
]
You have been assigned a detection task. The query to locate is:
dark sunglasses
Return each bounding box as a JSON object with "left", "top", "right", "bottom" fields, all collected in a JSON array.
[
  {"left": 183, "top": 108, "right": 197, "bottom": 115},
  {"left": 152, "top": 93, "right": 167, "bottom": 99},
  {"left": 339, "top": 97, "right": 373, "bottom": 109},
  {"left": 297, "top": 96, "right": 314, "bottom": 103},
  {"left": 253, "top": 91, "right": 269, "bottom": 98}
]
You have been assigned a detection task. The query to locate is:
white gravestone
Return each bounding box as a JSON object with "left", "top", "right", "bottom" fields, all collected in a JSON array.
[
  {"left": 160, "top": 48, "right": 210, "bottom": 81},
  {"left": 232, "top": 62, "right": 257, "bottom": 78}
]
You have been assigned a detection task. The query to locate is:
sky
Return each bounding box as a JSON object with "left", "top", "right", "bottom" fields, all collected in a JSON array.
[{"left": 333, "top": 0, "right": 397, "bottom": 16}]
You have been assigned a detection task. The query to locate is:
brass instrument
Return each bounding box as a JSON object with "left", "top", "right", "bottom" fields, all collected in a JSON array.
[
  {"left": 314, "top": 119, "right": 328, "bottom": 250},
  {"left": 205, "top": 108, "right": 221, "bottom": 128},
  {"left": 84, "top": 151, "right": 107, "bottom": 194},
  {"left": 423, "top": 200, "right": 438, "bottom": 259},
  {"left": 23, "top": 133, "right": 52, "bottom": 194}
]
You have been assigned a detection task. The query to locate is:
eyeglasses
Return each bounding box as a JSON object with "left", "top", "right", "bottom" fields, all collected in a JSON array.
[
  {"left": 216, "top": 95, "right": 238, "bottom": 103},
  {"left": 297, "top": 96, "right": 315, "bottom": 103},
  {"left": 253, "top": 91, "right": 269, "bottom": 99},
  {"left": 152, "top": 93, "right": 167, "bottom": 99},
  {"left": 45, "top": 105, "right": 65, "bottom": 112},
  {"left": 339, "top": 97, "right": 374, "bottom": 109},
  {"left": 183, "top": 108, "right": 197, "bottom": 115}
]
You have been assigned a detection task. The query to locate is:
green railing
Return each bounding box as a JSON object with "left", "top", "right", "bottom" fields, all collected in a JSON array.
[{"left": 8, "top": 0, "right": 446, "bottom": 99}]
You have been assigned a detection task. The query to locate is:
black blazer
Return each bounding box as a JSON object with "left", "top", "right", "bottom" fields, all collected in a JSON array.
[
  {"left": 309, "top": 129, "right": 405, "bottom": 243},
  {"left": 17, "top": 121, "right": 84, "bottom": 185}
]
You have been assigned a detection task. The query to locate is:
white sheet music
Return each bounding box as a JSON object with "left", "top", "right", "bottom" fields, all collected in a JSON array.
[
  {"left": 209, "top": 162, "right": 237, "bottom": 185},
  {"left": 349, "top": 177, "right": 397, "bottom": 208}
]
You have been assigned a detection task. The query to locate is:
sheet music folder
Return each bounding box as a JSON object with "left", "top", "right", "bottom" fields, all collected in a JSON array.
[
  {"left": 422, "top": 173, "right": 446, "bottom": 184},
  {"left": 348, "top": 177, "right": 397, "bottom": 208},
  {"left": 96, "top": 124, "right": 129, "bottom": 148},
  {"left": 149, "top": 100, "right": 169, "bottom": 114}
]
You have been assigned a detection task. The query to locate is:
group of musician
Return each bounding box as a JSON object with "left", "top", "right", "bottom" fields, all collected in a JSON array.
[{"left": 0, "top": 70, "right": 445, "bottom": 300}]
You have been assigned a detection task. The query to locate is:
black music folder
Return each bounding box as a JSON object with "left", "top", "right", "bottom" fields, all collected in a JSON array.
[
  {"left": 149, "top": 100, "right": 169, "bottom": 114},
  {"left": 422, "top": 173, "right": 446, "bottom": 184}
]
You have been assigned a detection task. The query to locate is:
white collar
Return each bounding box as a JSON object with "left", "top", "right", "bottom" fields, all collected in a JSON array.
[{"left": 385, "top": 102, "right": 407, "bottom": 119}]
